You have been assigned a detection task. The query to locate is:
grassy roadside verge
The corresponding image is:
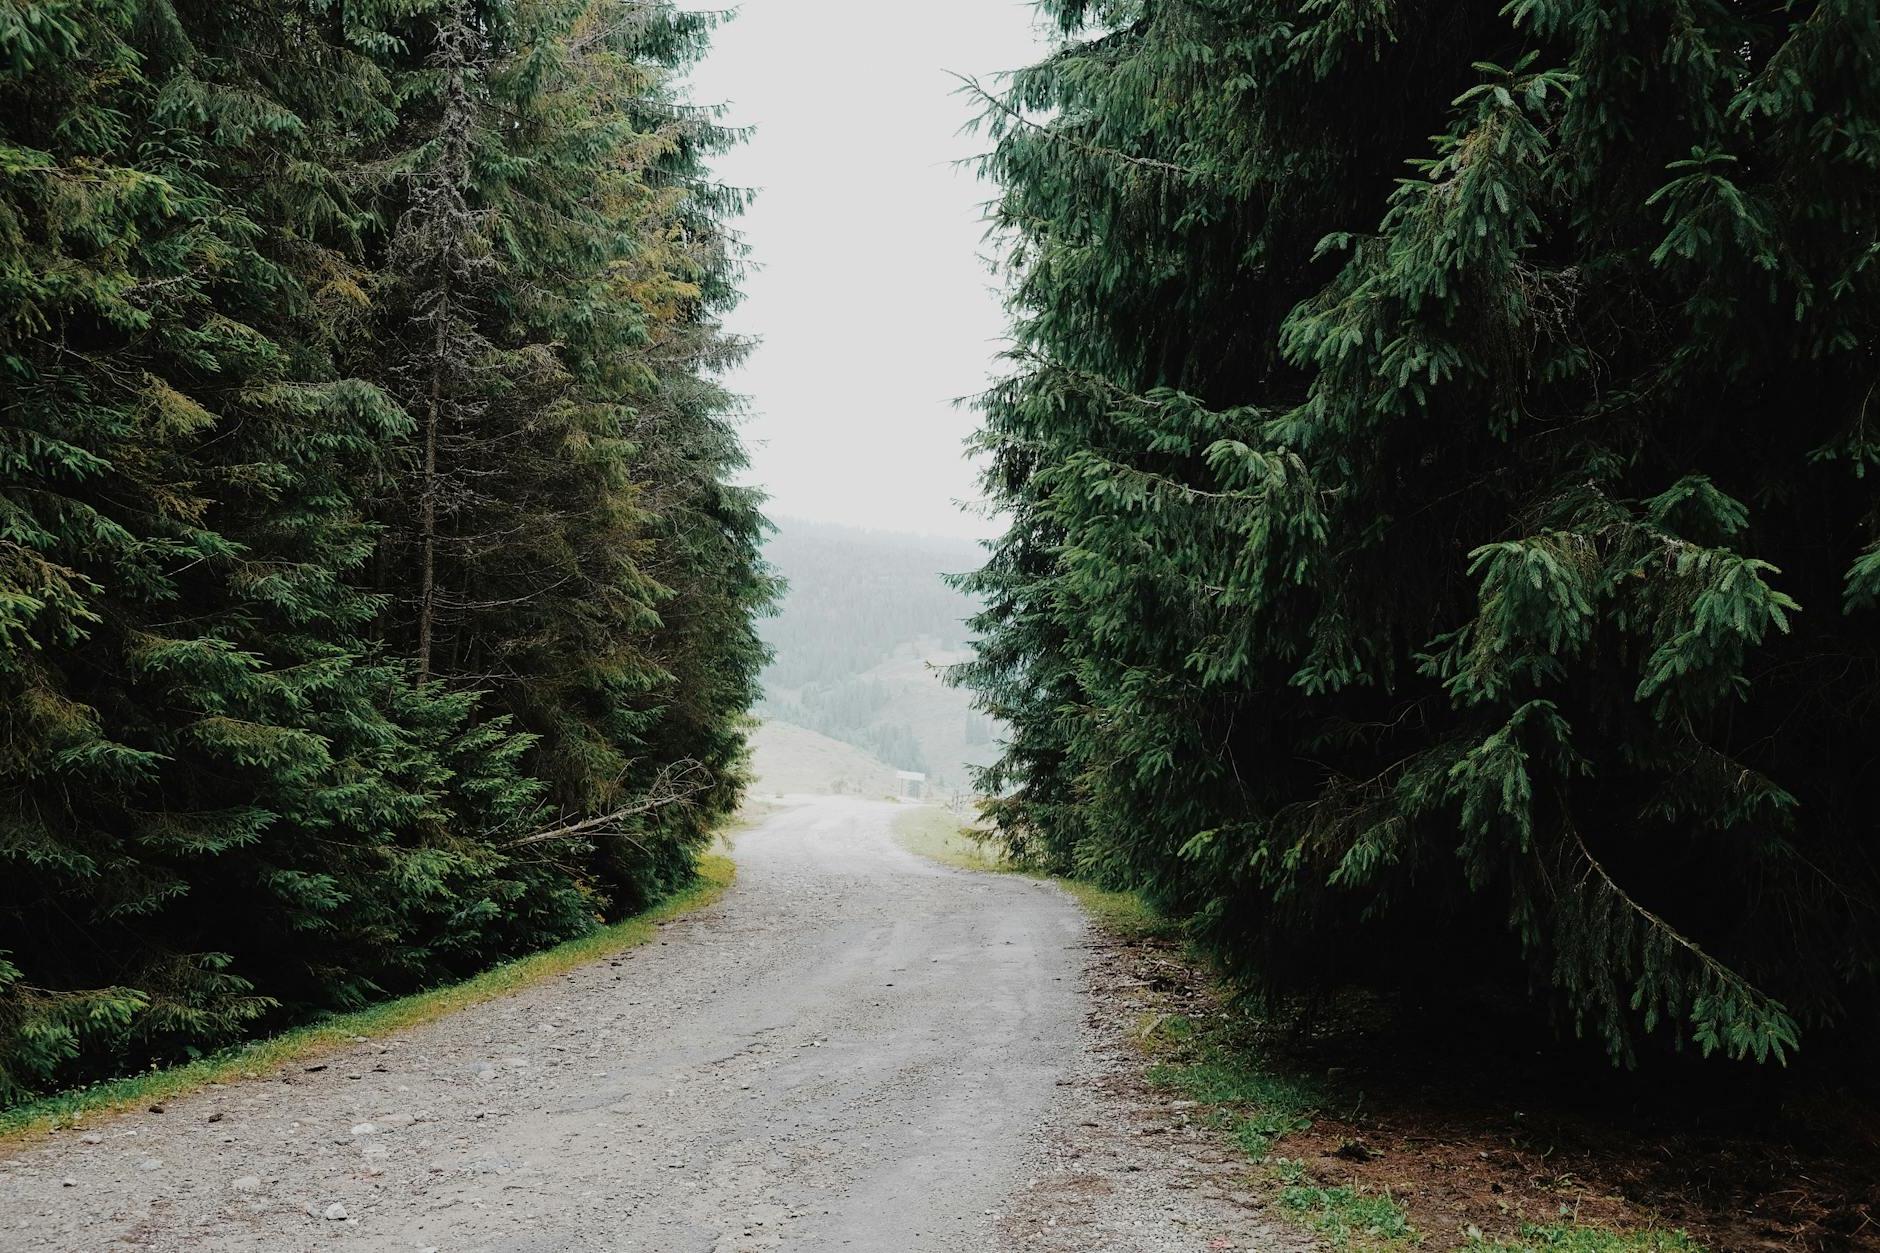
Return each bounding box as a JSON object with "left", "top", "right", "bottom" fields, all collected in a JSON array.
[
  {"left": 722, "top": 796, "right": 783, "bottom": 843},
  {"left": 1136, "top": 1009, "right": 1705, "bottom": 1252},
  {"left": 0, "top": 851, "right": 735, "bottom": 1146},
  {"left": 895, "top": 805, "right": 1711, "bottom": 1253},
  {"left": 891, "top": 803, "right": 1003, "bottom": 871},
  {"left": 890, "top": 804, "right": 1164, "bottom": 935},
  {"left": 887, "top": 805, "right": 1150, "bottom": 921}
]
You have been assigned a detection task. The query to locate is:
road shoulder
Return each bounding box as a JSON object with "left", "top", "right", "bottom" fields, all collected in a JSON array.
[{"left": 0, "top": 853, "right": 735, "bottom": 1148}]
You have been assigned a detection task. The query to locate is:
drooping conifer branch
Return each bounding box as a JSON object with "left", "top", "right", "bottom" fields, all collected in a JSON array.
[{"left": 957, "top": 0, "right": 1880, "bottom": 1067}]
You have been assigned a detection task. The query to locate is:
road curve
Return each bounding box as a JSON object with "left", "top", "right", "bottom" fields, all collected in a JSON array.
[
  {"left": 2, "top": 796, "right": 1293, "bottom": 1252},
  {"left": 2, "top": 798, "right": 1078, "bottom": 1251}
]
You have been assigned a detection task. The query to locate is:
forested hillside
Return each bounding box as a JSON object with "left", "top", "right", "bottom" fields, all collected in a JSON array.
[
  {"left": 959, "top": 0, "right": 1880, "bottom": 1071},
  {"left": 0, "top": 0, "right": 770, "bottom": 1101},
  {"left": 758, "top": 520, "right": 995, "bottom": 792}
]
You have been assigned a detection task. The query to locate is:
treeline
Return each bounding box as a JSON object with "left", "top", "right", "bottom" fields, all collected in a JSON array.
[
  {"left": 960, "top": 1, "right": 1880, "bottom": 1068},
  {"left": 758, "top": 521, "right": 980, "bottom": 691},
  {"left": 758, "top": 520, "right": 992, "bottom": 782},
  {"left": 766, "top": 679, "right": 928, "bottom": 773},
  {"left": 0, "top": 0, "right": 771, "bottom": 1101}
]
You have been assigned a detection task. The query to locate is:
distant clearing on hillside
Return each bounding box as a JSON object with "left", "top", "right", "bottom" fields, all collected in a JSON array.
[
  {"left": 746, "top": 720, "right": 902, "bottom": 798},
  {"left": 757, "top": 519, "right": 1001, "bottom": 793}
]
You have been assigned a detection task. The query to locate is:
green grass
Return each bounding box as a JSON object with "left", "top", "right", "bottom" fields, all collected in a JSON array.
[
  {"left": 1058, "top": 877, "right": 1170, "bottom": 937},
  {"left": 1144, "top": 1016, "right": 1321, "bottom": 1157},
  {"left": 0, "top": 852, "right": 735, "bottom": 1144},
  {"left": 893, "top": 807, "right": 1175, "bottom": 942},
  {"left": 1121, "top": 965, "right": 1706, "bottom": 1253},
  {"left": 1139, "top": 1009, "right": 1705, "bottom": 1252},
  {"left": 891, "top": 804, "right": 1010, "bottom": 872},
  {"left": 1149, "top": 1036, "right": 1418, "bottom": 1251},
  {"left": 1468, "top": 1225, "right": 1705, "bottom": 1252},
  {"left": 1271, "top": 1158, "right": 1418, "bottom": 1249}
]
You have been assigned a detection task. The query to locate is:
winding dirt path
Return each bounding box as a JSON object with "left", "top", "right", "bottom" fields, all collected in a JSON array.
[{"left": 1, "top": 797, "right": 1300, "bottom": 1252}]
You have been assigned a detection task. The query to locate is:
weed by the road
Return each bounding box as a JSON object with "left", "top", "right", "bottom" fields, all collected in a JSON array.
[
  {"left": 1144, "top": 1017, "right": 1319, "bottom": 1156},
  {"left": 894, "top": 808, "right": 1173, "bottom": 942},
  {"left": 1059, "top": 878, "right": 1168, "bottom": 938},
  {"left": 1467, "top": 1225, "right": 1704, "bottom": 1252},
  {"left": 0, "top": 854, "right": 735, "bottom": 1145},
  {"left": 1139, "top": 1014, "right": 1415, "bottom": 1244},
  {"left": 1126, "top": 967, "right": 1707, "bottom": 1252},
  {"left": 1272, "top": 1157, "right": 1418, "bottom": 1249}
]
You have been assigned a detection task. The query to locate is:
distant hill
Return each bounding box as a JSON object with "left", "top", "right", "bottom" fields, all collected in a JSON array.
[
  {"left": 756, "top": 519, "right": 999, "bottom": 795},
  {"left": 745, "top": 720, "right": 902, "bottom": 798}
]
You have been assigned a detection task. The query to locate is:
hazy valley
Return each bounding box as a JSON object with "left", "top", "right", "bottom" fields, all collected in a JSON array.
[{"left": 751, "top": 520, "right": 998, "bottom": 799}]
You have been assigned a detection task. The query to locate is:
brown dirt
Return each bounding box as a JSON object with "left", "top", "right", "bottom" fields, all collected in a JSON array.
[
  {"left": 1081, "top": 924, "right": 1880, "bottom": 1252},
  {"left": 991, "top": 929, "right": 1314, "bottom": 1252}
]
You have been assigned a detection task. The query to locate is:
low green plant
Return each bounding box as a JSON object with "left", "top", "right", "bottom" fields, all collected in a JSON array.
[
  {"left": 1146, "top": 1026, "right": 1413, "bottom": 1245},
  {"left": 0, "top": 855, "right": 734, "bottom": 1143},
  {"left": 1272, "top": 1157, "right": 1417, "bottom": 1249},
  {"left": 895, "top": 809, "right": 1177, "bottom": 946},
  {"left": 1146, "top": 1032, "right": 1320, "bottom": 1157},
  {"left": 1470, "top": 1224, "right": 1704, "bottom": 1252},
  {"left": 892, "top": 806, "right": 1007, "bottom": 872},
  {"left": 1058, "top": 879, "right": 1170, "bottom": 938},
  {"left": 1123, "top": 964, "right": 1706, "bottom": 1251}
]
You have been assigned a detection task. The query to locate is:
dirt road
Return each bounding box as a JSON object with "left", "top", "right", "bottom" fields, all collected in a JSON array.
[{"left": 1, "top": 797, "right": 1297, "bottom": 1252}]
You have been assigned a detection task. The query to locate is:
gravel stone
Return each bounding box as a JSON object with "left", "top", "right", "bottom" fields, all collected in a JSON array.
[{"left": 0, "top": 797, "right": 1300, "bottom": 1252}]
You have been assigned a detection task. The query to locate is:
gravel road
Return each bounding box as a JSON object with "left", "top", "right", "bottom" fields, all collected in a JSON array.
[{"left": 1, "top": 796, "right": 1299, "bottom": 1252}]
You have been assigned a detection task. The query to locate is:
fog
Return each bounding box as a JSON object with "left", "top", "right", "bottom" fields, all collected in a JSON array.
[{"left": 686, "top": 1, "right": 1048, "bottom": 539}]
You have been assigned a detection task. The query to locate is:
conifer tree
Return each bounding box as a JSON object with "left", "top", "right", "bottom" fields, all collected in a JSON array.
[
  {"left": 357, "top": 0, "right": 771, "bottom": 913},
  {"left": 962, "top": 0, "right": 1880, "bottom": 1066},
  {"left": 0, "top": 0, "right": 432, "bottom": 1095},
  {"left": 0, "top": 0, "right": 767, "bottom": 1100},
  {"left": 599, "top": 5, "right": 774, "bottom": 901}
]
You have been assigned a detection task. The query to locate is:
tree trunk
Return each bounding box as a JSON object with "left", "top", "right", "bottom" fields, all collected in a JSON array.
[{"left": 416, "top": 278, "right": 448, "bottom": 683}]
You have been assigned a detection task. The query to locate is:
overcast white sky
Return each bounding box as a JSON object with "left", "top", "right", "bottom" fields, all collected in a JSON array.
[{"left": 685, "top": 1, "right": 1048, "bottom": 540}]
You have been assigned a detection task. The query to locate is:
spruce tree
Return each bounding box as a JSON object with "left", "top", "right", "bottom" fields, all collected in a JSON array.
[
  {"left": 0, "top": 0, "right": 455, "bottom": 1095},
  {"left": 0, "top": 0, "right": 767, "bottom": 1100},
  {"left": 962, "top": 0, "right": 1880, "bottom": 1065},
  {"left": 601, "top": 5, "right": 774, "bottom": 902},
  {"left": 357, "top": 0, "right": 771, "bottom": 914}
]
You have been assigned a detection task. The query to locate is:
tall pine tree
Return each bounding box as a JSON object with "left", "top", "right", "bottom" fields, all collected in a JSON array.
[
  {"left": 961, "top": 0, "right": 1880, "bottom": 1067},
  {"left": 354, "top": 0, "right": 771, "bottom": 915},
  {"left": 0, "top": 0, "right": 768, "bottom": 1101}
]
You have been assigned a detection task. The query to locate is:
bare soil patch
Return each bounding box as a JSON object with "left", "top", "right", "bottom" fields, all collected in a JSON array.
[{"left": 1077, "top": 921, "right": 1878, "bottom": 1251}]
